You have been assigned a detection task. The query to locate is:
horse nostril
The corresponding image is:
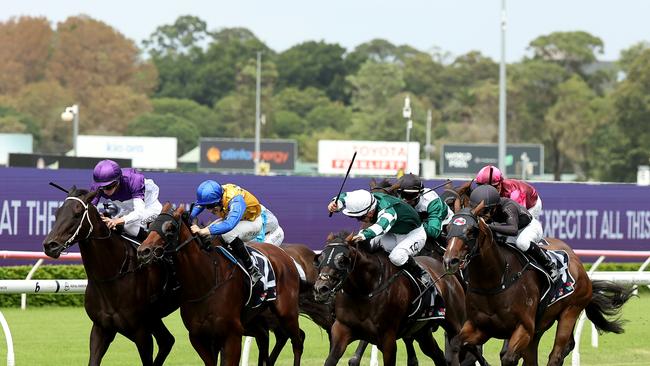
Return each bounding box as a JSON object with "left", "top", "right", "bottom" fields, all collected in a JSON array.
[
  {"left": 138, "top": 247, "right": 151, "bottom": 260},
  {"left": 317, "top": 285, "right": 330, "bottom": 294}
]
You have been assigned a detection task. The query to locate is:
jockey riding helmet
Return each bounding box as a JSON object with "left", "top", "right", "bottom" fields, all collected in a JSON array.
[
  {"left": 469, "top": 184, "right": 501, "bottom": 209},
  {"left": 196, "top": 180, "right": 224, "bottom": 206},
  {"left": 342, "top": 190, "right": 376, "bottom": 217},
  {"left": 475, "top": 165, "right": 503, "bottom": 187},
  {"left": 93, "top": 160, "right": 122, "bottom": 187},
  {"left": 397, "top": 173, "right": 424, "bottom": 202}
]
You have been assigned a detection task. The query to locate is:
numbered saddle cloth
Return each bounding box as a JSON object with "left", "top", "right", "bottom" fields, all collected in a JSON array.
[{"left": 216, "top": 246, "right": 277, "bottom": 309}]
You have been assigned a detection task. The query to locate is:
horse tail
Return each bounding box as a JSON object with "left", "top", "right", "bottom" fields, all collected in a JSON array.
[{"left": 585, "top": 280, "right": 634, "bottom": 334}]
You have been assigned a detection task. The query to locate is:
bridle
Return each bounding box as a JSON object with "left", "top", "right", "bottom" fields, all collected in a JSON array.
[
  {"left": 316, "top": 242, "right": 357, "bottom": 301},
  {"left": 446, "top": 210, "right": 481, "bottom": 269},
  {"left": 60, "top": 196, "right": 111, "bottom": 250},
  {"left": 148, "top": 211, "right": 200, "bottom": 258}
]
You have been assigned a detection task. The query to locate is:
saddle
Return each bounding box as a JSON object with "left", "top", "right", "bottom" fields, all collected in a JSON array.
[{"left": 216, "top": 246, "right": 278, "bottom": 308}]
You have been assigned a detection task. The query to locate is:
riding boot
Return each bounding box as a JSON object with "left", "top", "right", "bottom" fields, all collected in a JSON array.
[
  {"left": 229, "top": 237, "right": 263, "bottom": 284},
  {"left": 401, "top": 256, "right": 433, "bottom": 288},
  {"left": 526, "top": 243, "right": 559, "bottom": 281}
]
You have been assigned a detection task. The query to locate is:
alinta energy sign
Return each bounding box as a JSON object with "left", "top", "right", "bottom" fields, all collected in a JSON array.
[{"left": 199, "top": 138, "right": 296, "bottom": 172}]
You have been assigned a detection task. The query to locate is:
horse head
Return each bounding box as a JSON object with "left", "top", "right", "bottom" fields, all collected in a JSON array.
[
  {"left": 137, "top": 202, "right": 190, "bottom": 264},
  {"left": 313, "top": 231, "right": 359, "bottom": 303},
  {"left": 442, "top": 201, "right": 490, "bottom": 274},
  {"left": 43, "top": 186, "right": 100, "bottom": 258},
  {"left": 369, "top": 177, "right": 399, "bottom": 196}
]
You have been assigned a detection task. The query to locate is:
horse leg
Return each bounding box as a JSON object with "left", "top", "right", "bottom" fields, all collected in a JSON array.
[
  {"left": 88, "top": 323, "right": 116, "bottom": 366},
  {"left": 132, "top": 328, "right": 155, "bottom": 366},
  {"left": 450, "top": 322, "right": 490, "bottom": 366},
  {"left": 521, "top": 332, "right": 542, "bottom": 366},
  {"left": 348, "top": 341, "right": 369, "bottom": 366},
  {"left": 378, "top": 331, "right": 398, "bottom": 366},
  {"left": 547, "top": 307, "right": 582, "bottom": 366},
  {"left": 270, "top": 329, "right": 288, "bottom": 365},
  {"left": 501, "top": 323, "right": 533, "bottom": 366},
  {"left": 151, "top": 319, "right": 175, "bottom": 366},
  {"left": 269, "top": 303, "right": 304, "bottom": 366},
  {"left": 325, "top": 322, "right": 353, "bottom": 366},
  {"left": 254, "top": 329, "right": 271, "bottom": 366},
  {"left": 221, "top": 333, "right": 243, "bottom": 366},
  {"left": 404, "top": 337, "right": 420, "bottom": 366},
  {"left": 189, "top": 334, "right": 217, "bottom": 366},
  {"left": 414, "top": 332, "right": 445, "bottom": 366}
]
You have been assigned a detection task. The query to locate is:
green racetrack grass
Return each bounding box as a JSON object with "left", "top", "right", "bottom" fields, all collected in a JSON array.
[{"left": 0, "top": 294, "right": 648, "bottom": 365}]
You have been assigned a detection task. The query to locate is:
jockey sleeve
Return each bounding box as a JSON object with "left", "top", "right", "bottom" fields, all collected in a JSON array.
[
  {"left": 359, "top": 206, "right": 397, "bottom": 240},
  {"left": 489, "top": 199, "right": 526, "bottom": 236},
  {"left": 121, "top": 198, "right": 145, "bottom": 225},
  {"left": 423, "top": 198, "right": 447, "bottom": 239},
  {"left": 208, "top": 194, "right": 245, "bottom": 235},
  {"left": 189, "top": 205, "right": 204, "bottom": 221}
]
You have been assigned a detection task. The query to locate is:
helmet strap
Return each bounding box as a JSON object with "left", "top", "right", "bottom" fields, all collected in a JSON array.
[{"left": 488, "top": 167, "right": 493, "bottom": 186}]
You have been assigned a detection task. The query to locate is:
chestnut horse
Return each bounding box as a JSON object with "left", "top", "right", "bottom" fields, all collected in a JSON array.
[
  {"left": 42, "top": 188, "right": 180, "bottom": 366},
  {"left": 314, "top": 232, "right": 485, "bottom": 366},
  {"left": 136, "top": 203, "right": 304, "bottom": 366},
  {"left": 443, "top": 204, "right": 633, "bottom": 366}
]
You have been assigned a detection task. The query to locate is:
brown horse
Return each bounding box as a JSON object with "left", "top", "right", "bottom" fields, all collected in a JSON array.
[
  {"left": 42, "top": 188, "right": 180, "bottom": 366},
  {"left": 136, "top": 203, "right": 304, "bottom": 366},
  {"left": 313, "top": 232, "right": 485, "bottom": 366},
  {"left": 443, "top": 204, "right": 633, "bottom": 366}
]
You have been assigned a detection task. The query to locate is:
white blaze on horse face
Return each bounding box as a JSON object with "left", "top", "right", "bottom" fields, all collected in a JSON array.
[{"left": 447, "top": 237, "right": 463, "bottom": 257}]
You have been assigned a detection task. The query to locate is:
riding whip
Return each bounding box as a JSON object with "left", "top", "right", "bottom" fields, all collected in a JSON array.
[
  {"left": 49, "top": 182, "right": 68, "bottom": 194},
  {"left": 329, "top": 151, "right": 357, "bottom": 217}
]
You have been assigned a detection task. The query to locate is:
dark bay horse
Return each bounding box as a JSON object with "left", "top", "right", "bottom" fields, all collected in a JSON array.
[
  {"left": 42, "top": 188, "right": 180, "bottom": 366},
  {"left": 443, "top": 203, "right": 633, "bottom": 366},
  {"left": 313, "top": 232, "right": 484, "bottom": 366},
  {"left": 136, "top": 203, "right": 304, "bottom": 366}
]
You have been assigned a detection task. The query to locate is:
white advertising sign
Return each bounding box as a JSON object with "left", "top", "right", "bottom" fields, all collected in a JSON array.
[
  {"left": 0, "top": 133, "right": 33, "bottom": 165},
  {"left": 318, "top": 140, "right": 420, "bottom": 176},
  {"left": 76, "top": 135, "right": 177, "bottom": 169}
]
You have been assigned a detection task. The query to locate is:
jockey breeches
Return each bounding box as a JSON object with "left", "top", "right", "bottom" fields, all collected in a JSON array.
[
  {"left": 511, "top": 218, "right": 543, "bottom": 251},
  {"left": 220, "top": 215, "right": 263, "bottom": 244},
  {"left": 256, "top": 207, "right": 284, "bottom": 246},
  {"left": 370, "top": 225, "right": 427, "bottom": 266}
]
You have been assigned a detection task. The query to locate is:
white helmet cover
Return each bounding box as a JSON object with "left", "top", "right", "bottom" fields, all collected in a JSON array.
[{"left": 342, "top": 190, "right": 377, "bottom": 217}]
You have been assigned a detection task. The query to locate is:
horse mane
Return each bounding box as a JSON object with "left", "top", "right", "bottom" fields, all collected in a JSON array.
[
  {"left": 369, "top": 178, "right": 400, "bottom": 195},
  {"left": 326, "top": 231, "right": 352, "bottom": 243},
  {"left": 69, "top": 187, "right": 89, "bottom": 197}
]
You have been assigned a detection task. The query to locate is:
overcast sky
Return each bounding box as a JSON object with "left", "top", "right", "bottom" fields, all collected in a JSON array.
[{"left": 3, "top": 0, "right": 648, "bottom": 62}]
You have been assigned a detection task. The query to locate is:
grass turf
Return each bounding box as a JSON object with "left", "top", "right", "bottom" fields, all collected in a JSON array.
[{"left": 0, "top": 294, "right": 648, "bottom": 365}]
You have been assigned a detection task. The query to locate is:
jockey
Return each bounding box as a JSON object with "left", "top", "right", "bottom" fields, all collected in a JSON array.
[
  {"left": 475, "top": 165, "right": 543, "bottom": 219},
  {"left": 396, "top": 173, "right": 454, "bottom": 255},
  {"left": 189, "top": 180, "right": 284, "bottom": 284},
  {"left": 327, "top": 189, "right": 432, "bottom": 287},
  {"left": 470, "top": 185, "right": 558, "bottom": 281},
  {"left": 90, "top": 159, "right": 162, "bottom": 240}
]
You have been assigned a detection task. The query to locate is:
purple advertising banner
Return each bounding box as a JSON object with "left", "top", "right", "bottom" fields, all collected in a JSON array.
[{"left": 1, "top": 167, "right": 649, "bottom": 263}]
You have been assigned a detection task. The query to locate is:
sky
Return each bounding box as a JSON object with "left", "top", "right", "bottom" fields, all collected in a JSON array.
[{"left": 3, "top": 0, "right": 649, "bottom": 62}]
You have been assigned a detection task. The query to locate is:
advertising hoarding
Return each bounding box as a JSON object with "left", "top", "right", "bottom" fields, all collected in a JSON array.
[
  {"left": 0, "top": 133, "right": 32, "bottom": 165},
  {"left": 8, "top": 153, "right": 131, "bottom": 169},
  {"left": 441, "top": 143, "right": 543, "bottom": 176},
  {"left": 76, "top": 135, "right": 177, "bottom": 170},
  {"left": 198, "top": 138, "right": 296, "bottom": 172},
  {"left": 318, "top": 140, "right": 420, "bottom": 176}
]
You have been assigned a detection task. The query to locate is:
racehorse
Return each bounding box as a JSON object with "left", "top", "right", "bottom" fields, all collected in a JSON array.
[
  {"left": 443, "top": 202, "right": 633, "bottom": 366},
  {"left": 313, "top": 231, "right": 485, "bottom": 366},
  {"left": 42, "top": 187, "right": 180, "bottom": 366},
  {"left": 136, "top": 203, "right": 304, "bottom": 366}
]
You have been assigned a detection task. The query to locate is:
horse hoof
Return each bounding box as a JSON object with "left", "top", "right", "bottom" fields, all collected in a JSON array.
[{"left": 348, "top": 357, "right": 361, "bottom": 366}]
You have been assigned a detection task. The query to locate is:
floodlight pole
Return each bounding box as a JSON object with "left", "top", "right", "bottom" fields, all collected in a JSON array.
[
  {"left": 255, "top": 51, "right": 262, "bottom": 175},
  {"left": 498, "top": 0, "right": 507, "bottom": 173}
]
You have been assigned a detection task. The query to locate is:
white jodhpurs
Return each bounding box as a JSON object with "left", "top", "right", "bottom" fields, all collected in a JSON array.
[
  {"left": 220, "top": 214, "right": 263, "bottom": 244},
  {"left": 509, "top": 218, "right": 544, "bottom": 251},
  {"left": 369, "top": 225, "right": 427, "bottom": 266},
  {"left": 255, "top": 207, "right": 284, "bottom": 246}
]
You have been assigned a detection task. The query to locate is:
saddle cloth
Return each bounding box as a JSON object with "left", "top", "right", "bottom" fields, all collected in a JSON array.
[
  {"left": 216, "top": 246, "right": 277, "bottom": 308},
  {"left": 402, "top": 271, "right": 446, "bottom": 321}
]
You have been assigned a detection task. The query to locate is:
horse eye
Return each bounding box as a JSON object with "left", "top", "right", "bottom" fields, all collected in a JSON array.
[{"left": 334, "top": 253, "right": 349, "bottom": 269}]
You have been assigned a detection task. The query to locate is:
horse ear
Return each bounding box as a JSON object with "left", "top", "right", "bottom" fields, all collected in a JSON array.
[
  {"left": 369, "top": 178, "right": 377, "bottom": 189},
  {"left": 388, "top": 183, "right": 401, "bottom": 193},
  {"left": 444, "top": 181, "right": 453, "bottom": 189},
  {"left": 344, "top": 232, "right": 354, "bottom": 243},
  {"left": 173, "top": 205, "right": 185, "bottom": 219},
  {"left": 326, "top": 232, "right": 335, "bottom": 241},
  {"left": 454, "top": 198, "right": 461, "bottom": 212},
  {"left": 472, "top": 200, "right": 485, "bottom": 216}
]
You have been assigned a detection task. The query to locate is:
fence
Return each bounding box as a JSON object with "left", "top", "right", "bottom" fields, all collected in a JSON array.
[{"left": 1, "top": 249, "right": 649, "bottom": 366}]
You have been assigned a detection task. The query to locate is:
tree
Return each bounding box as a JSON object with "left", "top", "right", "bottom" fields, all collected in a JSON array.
[
  {"left": 272, "top": 87, "right": 330, "bottom": 118},
  {"left": 528, "top": 31, "right": 604, "bottom": 79},
  {"left": 403, "top": 53, "right": 446, "bottom": 108},
  {"left": 276, "top": 41, "right": 349, "bottom": 101},
  {"left": 127, "top": 113, "right": 199, "bottom": 156},
  {"left": 618, "top": 41, "right": 650, "bottom": 74},
  {"left": 142, "top": 15, "right": 210, "bottom": 57},
  {"left": 544, "top": 76, "right": 603, "bottom": 180},
  {"left": 347, "top": 60, "right": 405, "bottom": 113},
  {"left": 0, "top": 16, "right": 53, "bottom": 94},
  {"left": 46, "top": 15, "right": 157, "bottom": 102},
  {"left": 83, "top": 85, "right": 152, "bottom": 135},
  {"left": 151, "top": 97, "right": 219, "bottom": 134}
]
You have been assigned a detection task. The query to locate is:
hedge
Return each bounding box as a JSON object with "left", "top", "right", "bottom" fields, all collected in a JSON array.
[{"left": 0, "top": 263, "right": 647, "bottom": 307}]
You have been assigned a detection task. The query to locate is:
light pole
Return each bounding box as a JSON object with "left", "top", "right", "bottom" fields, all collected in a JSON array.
[
  {"left": 254, "top": 51, "right": 262, "bottom": 175},
  {"left": 402, "top": 96, "right": 412, "bottom": 174},
  {"left": 498, "top": 0, "right": 507, "bottom": 173},
  {"left": 61, "top": 104, "right": 79, "bottom": 157}
]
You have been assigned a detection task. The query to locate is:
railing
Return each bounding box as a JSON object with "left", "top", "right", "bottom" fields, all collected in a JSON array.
[{"left": 0, "top": 250, "right": 649, "bottom": 366}]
